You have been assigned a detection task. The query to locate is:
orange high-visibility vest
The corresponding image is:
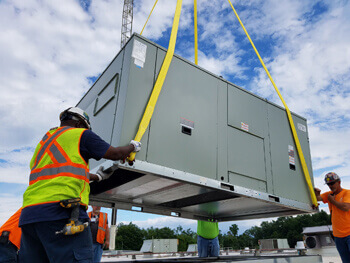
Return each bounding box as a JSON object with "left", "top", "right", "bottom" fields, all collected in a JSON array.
[
  {"left": 88, "top": 212, "right": 108, "bottom": 244},
  {"left": 0, "top": 208, "right": 22, "bottom": 249},
  {"left": 23, "top": 127, "right": 90, "bottom": 208}
]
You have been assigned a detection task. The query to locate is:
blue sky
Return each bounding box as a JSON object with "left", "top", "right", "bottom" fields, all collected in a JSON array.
[{"left": 0, "top": 0, "right": 349, "bottom": 235}]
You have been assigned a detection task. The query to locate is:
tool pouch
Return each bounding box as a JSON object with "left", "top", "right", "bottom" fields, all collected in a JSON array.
[{"left": 0, "top": 231, "right": 10, "bottom": 244}]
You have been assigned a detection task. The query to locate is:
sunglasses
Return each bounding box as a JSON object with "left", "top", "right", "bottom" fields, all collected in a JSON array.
[{"left": 327, "top": 181, "right": 337, "bottom": 186}]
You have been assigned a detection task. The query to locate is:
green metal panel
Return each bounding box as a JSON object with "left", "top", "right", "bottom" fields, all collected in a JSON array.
[
  {"left": 228, "top": 85, "right": 268, "bottom": 138},
  {"left": 227, "top": 85, "right": 269, "bottom": 192},
  {"left": 77, "top": 48, "right": 125, "bottom": 169},
  {"left": 217, "top": 80, "right": 228, "bottom": 182},
  {"left": 114, "top": 37, "right": 159, "bottom": 161},
  {"left": 227, "top": 126, "right": 267, "bottom": 192},
  {"left": 267, "top": 103, "right": 313, "bottom": 203},
  {"left": 146, "top": 49, "right": 218, "bottom": 179}
]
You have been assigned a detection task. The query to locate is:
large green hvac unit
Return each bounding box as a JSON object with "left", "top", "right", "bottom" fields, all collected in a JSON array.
[{"left": 78, "top": 34, "right": 315, "bottom": 221}]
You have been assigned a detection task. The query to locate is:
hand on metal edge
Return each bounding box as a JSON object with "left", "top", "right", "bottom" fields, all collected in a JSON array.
[
  {"left": 123, "top": 156, "right": 134, "bottom": 166},
  {"left": 130, "top": 140, "right": 141, "bottom": 152},
  {"left": 311, "top": 203, "right": 319, "bottom": 209},
  {"left": 96, "top": 166, "right": 114, "bottom": 182}
]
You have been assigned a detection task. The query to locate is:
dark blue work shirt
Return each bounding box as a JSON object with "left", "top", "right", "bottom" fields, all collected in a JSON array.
[{"left": 19, "top": 129, "right": 111, "bottom": 226}]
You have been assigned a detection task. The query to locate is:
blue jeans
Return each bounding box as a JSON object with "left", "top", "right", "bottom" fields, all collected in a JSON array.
[
  {"left": 335, "top": 235, "right": 350, "bottom": 263},
  {"left": 197, "top": 235, "right": 219, "bottom": 257},
  {"left": 0, "top": 241, "right": 18, "bottom": 263},
  {"left": 92, "top": 242, "right": 103, "bottom": 263},
  {"left": 19, "top": 220, "right": 93, "bottom": 263}
]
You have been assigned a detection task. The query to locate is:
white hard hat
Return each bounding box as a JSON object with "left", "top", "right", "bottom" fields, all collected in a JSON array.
[{"left": 59, "top": 107, "right": 91, "bottom": 130}]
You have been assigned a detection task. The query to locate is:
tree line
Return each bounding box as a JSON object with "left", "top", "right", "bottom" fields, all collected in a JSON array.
[{"left": 114, "top": 211, "right": 330, "bottom": 251}]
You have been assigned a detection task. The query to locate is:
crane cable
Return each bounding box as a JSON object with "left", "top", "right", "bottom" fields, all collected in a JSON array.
[
  {"left": 140, "top": 0, "right": 159, "bottom": 35},
  {"left": 128, "top": 0, "right": 183, "bottom": 162},
  {"left": 227, "top": 0, "right": 317, "bottom": 207}
]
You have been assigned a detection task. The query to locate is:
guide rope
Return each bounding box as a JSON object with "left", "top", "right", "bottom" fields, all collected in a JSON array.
[
  {"left": 194, "top": 0, "right": 198, "bottom": 65},
  {"left": 140, "top": 0, "right": 159, "bottom": 35}
]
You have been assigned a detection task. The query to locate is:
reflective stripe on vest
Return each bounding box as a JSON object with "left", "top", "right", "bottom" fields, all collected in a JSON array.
[
  {"left": 23, "top": 127, "right": 90, "bottom": 208},
  {"left": 98, "top": 225, "right": 106, "bottom": 231},
  {"left": 32, "top": 126, "right": 71, "bottom": 170},
  {"left": 30, "top": 165, "right": 88, "bottom": 182}
]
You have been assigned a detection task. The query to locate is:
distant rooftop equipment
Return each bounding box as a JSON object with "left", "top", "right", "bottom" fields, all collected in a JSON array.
[
  {"left": 81, "top": 34, "right": 315, "bottom": 221},
  {"left": 303, "top": 225, "right": 335, "bottom": 248},
  {"left": 140, "top": 239, "right": 178, "bottom": 253},
  {"left": 187, "top": 244, "right": 197, "bottom": 253},
  {"left": 259, "top": 239, "right": 290, "bottom": 250}
]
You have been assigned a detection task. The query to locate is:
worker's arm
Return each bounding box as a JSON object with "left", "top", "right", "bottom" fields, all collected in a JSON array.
[
  {"left": 103, "top": 140, "right": 141, "bottom": 161},
  {"left": 103, "top": 145, "right": 134, "bottom": 160},
  {"left": 314, "top": 188, "right": 323, "bottom": 202},
  {"left": 328, "top": 194, "right": 350, "bottom": 211},
  {"left": 105, "top": 224, "right": 110, "bottom": 248},
  {"left": 89, "top": 173, "right": 99, "bottom": 181}
]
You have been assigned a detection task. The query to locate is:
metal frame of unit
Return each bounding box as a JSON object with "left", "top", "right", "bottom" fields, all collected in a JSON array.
[{"left": 79, "top": 33, "right": 317, "bottom": 222}]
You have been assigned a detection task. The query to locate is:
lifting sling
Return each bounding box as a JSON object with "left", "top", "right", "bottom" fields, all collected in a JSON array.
[{"left": 128, "top": 0, "right": 183, "bottom": 162}]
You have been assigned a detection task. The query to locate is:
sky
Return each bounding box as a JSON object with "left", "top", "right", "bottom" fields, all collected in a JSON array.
[{"left": 0, "top": 0, "right": 349, "bottom": 236}]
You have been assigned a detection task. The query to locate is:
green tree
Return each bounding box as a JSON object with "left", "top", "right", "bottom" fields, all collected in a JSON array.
[
  {"left": 144, "top": 227, "right": 176, "bottom": 239},
  {"left": 176, "top": 227, "right": 196, "bottom": 252},
  {"left": 115, "top": 223, "right": 144, "bottom": 250},
  {"left": 228, "top": 224, "right": 239, "bottom": 237}
]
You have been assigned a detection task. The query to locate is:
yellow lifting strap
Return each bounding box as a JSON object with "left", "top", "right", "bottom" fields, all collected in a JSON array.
[
  {"left": 140, "top": 0, "right": 159, "bottom": 36},
  {"left": 128, "top": 0, "right": 183, "bottom": 162},
  {"left": 227, "top": 0, "right": 318, "bottom": 207},
  {"left": 194, "top": 0, "right": 198, "bottom": 65}
]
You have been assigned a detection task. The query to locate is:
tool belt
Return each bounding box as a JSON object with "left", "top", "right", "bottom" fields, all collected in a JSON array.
[{"left": 0, "top": 231, "right": 10, "bottom": 244}]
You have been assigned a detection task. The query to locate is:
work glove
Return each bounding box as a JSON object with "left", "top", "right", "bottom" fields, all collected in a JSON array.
[
  {"left": 96, "top": 166, "right": 114, "bottom": 182},
  {"left": 130, "top": 140, "right": 141, "bottom": 152}
]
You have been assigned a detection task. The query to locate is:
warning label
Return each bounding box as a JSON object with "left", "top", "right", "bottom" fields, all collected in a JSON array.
[
  {"left": 288, "top": 145, "right": 295, "bottom": 165},
  {"left": 297, "top": 123, "right": 306, "bottom": 132},
  {"left": 132, "top": 40, "right": 147, "bottom": 68},
  {"left": 241, "top": 122, "right": 249, "bottom": 132}
]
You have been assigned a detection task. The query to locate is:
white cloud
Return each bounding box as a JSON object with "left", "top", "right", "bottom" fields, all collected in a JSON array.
[
  {"left": 134, "top": 0, "right": 193, "bottom": 40},
  {"left": 0, "top": 148, "right": 33, "bottom": 184},
  {"left": 0, "top": 194, "right": 23, "bottom": 226},
  {"left": 247, "top": 1, "right": 350, "bottom": 180}
]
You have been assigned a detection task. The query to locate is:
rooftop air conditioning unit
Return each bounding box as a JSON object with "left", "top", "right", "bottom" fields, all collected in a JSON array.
[{"left": 305, "top": 236, "right": 321, "bottom": 249}]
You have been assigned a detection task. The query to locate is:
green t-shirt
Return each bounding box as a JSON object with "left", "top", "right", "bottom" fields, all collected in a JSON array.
[{"left": 197, "top": 220, "right": 219, "bottom": 239}]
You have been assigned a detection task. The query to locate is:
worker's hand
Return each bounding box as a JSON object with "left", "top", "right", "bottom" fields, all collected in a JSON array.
[
  {"left": 311, "top": 203, "right": 319, "bottom": 209},
  {"left": 328, "top": 193, "right": 335, "bottom": 203},
  {"left": 130, "top": 140, "right": 141, "bottom": 152},
  {"left": 96, "top": 166, "right": 114, "bottom": 182},
  {"left": 314, "top": 188, "right": 321, "bottom": 195},
  {"left": 104, "top": 240, "right": 110, "bottom": 249}
]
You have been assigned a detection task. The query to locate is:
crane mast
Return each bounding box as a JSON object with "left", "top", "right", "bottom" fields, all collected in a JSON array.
[{"left": 121, "top": 0, "right": 134, "bottom": 48}]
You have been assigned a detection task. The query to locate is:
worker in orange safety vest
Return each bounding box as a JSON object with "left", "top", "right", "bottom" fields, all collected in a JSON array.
[
  {"left": 88, "top": 206, "right": 109, "bottom": 263},
  {"left": 0, "top": 208, "right": 22, "bottom": 263}
]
